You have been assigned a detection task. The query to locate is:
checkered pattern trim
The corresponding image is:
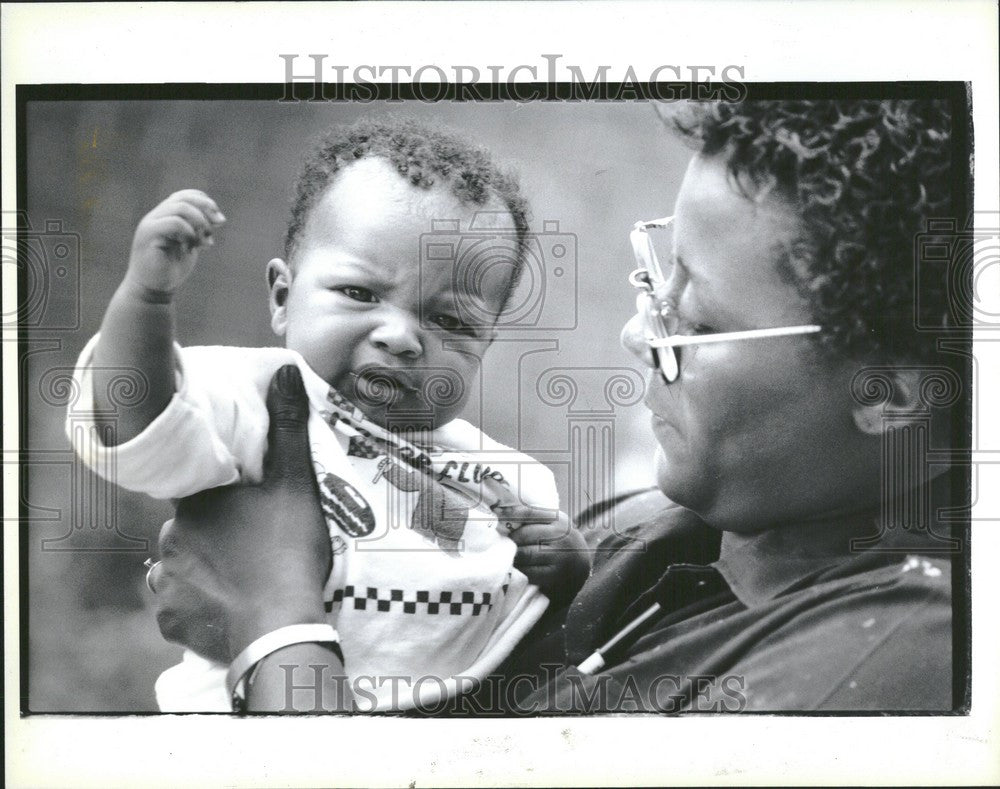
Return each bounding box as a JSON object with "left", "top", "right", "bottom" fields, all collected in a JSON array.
[
  {"left": 325, "top": 583, "right": 509, "bottom": 616},
  {"left": 347, "top": 434, "right": 382, "bottom": 459},
  {"left": 327, "top": 387, "right": 363, "bottom": 417}
]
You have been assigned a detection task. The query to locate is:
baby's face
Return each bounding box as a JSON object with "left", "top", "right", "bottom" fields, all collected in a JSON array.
[{"left": 269, "top": 157, "right": 516, "bottom": 429}]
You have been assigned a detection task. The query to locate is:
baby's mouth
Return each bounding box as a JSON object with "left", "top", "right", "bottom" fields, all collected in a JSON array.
[{"left": 348, "top": 367, "right": 423, "bottom": 409}]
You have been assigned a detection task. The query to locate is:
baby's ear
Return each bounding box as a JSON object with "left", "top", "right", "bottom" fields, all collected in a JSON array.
[{"left": 267, "top": 258, "right": 291, "bottom": 337}]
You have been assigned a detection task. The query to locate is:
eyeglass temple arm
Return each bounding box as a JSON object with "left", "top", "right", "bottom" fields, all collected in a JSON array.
[
  {"left": 648, "top": 324, "right": 822, "bottom": 348},
  {"left": 634, "top": 216, "right": 674, "bottom": 231}
]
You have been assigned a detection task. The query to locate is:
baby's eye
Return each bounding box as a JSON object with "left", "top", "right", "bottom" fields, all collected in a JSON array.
[
  {"left": 336, "top": 286, "right": 377, "bottom": 303},
  {"left": 430, "top": 314, "right": 478, "bottom": 336}
]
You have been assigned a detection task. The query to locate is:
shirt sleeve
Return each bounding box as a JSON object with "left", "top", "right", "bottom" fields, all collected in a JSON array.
[{"left": 64, "top": 335, "right": 293, "bottom": 499}]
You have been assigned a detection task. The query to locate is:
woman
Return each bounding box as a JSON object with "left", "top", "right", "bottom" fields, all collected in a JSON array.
[{"left": 149, "top": 99, "right": 963, "bottom": 712}]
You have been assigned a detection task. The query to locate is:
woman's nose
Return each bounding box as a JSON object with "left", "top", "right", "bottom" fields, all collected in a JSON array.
[
  {"left": 369, "top": 310, "right": 423, "bottom": 359},
  {"left": 621, "top": 305, "right": 654, "bottom": 369}
]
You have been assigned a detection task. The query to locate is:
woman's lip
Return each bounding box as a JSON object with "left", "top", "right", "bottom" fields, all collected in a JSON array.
[
  {"left": 650, "top": 412, "right": 675, "bottom": 433},
  {"left": 644, "top": 393, "right": 669, "bottom": 417},
  {"left": 644, "top": 375, "right": 676, "bottom": 429}
]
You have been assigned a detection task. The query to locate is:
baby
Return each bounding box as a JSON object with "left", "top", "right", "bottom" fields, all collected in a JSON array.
[{"left": 68, "top": 118, "right": 589, "bottom": 712}]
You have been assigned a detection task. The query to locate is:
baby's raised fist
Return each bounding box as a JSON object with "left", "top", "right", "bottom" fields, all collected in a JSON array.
[{"left": 127, "top": 189, "right": 226, "bottom": 295}]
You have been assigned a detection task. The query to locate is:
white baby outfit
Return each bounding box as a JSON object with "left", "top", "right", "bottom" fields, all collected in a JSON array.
[{"left": 67, "top": 336, "right": 555, "bottom": 712}]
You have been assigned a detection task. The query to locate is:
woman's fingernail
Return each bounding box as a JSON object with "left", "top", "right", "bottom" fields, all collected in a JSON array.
[{"left": 277, "top": 364, "right": 303, "bottom": 396}]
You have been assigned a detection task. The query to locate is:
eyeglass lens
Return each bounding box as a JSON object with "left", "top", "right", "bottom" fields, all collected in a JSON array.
[{"left": 634, "top": 224, "right": 681, "bottom": 382}]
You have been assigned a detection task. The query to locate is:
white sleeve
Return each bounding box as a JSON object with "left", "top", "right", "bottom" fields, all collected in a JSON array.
[{"left": 64, "top": 335, "right": 295, "bottom": 500}]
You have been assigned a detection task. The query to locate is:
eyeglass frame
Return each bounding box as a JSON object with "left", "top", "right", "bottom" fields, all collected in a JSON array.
[{"left": 629, "top": 215, "right": 822, "bottom": 384}]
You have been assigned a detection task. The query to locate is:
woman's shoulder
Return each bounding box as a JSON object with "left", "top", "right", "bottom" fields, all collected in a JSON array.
[{"left": 578, "top": 488, "right": 721, "bottom": 568}]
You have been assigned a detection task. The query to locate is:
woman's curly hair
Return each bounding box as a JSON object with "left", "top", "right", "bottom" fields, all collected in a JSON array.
[
  {"left": 285, "top": 117, "right": 531, "bottom": 305},
  {"left": 665, "top": 99, "right": 955, "bottom": 363}
]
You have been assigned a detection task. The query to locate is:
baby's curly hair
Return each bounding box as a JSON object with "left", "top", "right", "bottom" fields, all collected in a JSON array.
[
  {"left": 285, "top": 117, "right": 531, "bottom": 306},
  {"left": 664, "top": 99, "right": 955, "bottom": 364}
]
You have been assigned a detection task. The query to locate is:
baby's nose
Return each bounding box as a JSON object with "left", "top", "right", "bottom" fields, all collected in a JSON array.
[{"left": 369, "top": 310, "right": 423, "bottom": 358}]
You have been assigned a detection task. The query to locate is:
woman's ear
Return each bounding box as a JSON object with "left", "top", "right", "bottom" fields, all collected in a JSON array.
[
  {"left": 851, "top": 367, "right": 925, "bottom": 436},
  {"left": 267, "top": 258, "right": 291, "bottom": 337}
]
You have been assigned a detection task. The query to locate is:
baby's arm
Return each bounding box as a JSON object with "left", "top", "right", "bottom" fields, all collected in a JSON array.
[{"left": 92, "top": 190, "right": 225, "bottom": 445}]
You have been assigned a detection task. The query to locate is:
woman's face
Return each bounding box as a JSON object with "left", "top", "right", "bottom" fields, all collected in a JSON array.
[{"left": 621, "top": 154, "right": 880, "bottom": 531}]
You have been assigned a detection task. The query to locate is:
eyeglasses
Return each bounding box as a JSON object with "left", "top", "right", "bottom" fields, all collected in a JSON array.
[{"left": 629, "top": 215, "right": 822, "bottom": 384}]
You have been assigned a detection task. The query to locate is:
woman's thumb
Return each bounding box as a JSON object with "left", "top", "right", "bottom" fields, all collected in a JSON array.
[{"left": 264, "top": 364, "right": 313, "bottom": 483}]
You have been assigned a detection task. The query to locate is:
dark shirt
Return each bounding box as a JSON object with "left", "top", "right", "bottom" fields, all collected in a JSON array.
[{"left": 494, "top": 498, "right": 952, "bottom": 714}]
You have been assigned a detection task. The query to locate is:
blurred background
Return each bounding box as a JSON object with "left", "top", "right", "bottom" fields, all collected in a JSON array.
[{"left": 22, "top": 99, "right": 692, "bottom": 711}]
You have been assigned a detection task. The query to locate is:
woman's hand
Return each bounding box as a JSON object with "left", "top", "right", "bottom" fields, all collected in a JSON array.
[
  {"left": 150, "top": 365, "right": 331, "bottom": 664},
  {"left": 499, "top": 506, "right": 593, "bottom": 605}
]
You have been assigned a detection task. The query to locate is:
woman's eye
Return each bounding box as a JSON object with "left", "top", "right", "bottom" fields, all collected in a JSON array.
[
  {"left": 336, "top": 286, "right": 377, "bottom": 303},
  {"left": 676, "top": 317, "right": 714, "bottom": 336},
  {"left": 677, "top": 321, "right": 718, "bottom": 337}
]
